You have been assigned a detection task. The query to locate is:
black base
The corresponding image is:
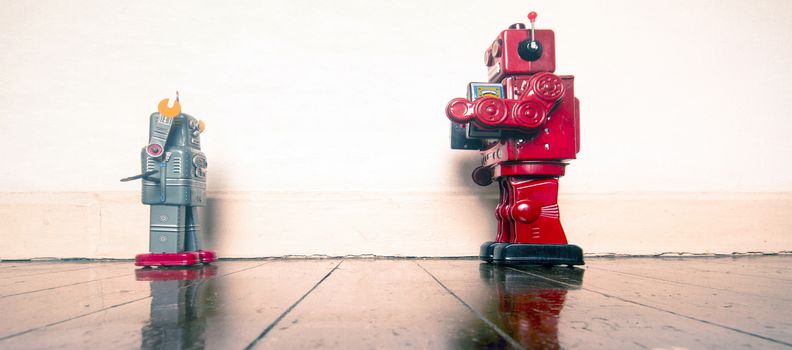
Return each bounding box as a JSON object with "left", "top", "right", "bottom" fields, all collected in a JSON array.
[
  {"left": 480, "top": 242, "right": 584, "bottom": 266},
  {"left": 479, "top": 241, "right": 498, "bottom": 262}
]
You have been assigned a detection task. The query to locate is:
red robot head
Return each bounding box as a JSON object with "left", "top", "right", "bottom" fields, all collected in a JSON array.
[{"left": 485, "top": 12, "right": 556, "bottom": 82}]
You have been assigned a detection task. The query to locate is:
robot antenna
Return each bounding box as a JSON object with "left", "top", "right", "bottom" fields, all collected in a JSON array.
[{"left": 528, "top": 11, "right": 538, "bottom": 49}]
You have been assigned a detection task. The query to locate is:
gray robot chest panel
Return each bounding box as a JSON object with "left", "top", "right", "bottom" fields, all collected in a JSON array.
[{"left": 140, "top": 117, "right": 208, "bottom": 206}]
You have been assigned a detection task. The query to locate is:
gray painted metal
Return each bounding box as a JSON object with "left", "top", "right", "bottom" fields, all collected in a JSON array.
[{"left": 124, "top": 111, "right": 208, "bottom": 254}]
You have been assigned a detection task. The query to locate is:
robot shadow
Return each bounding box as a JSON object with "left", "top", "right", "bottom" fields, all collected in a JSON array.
[
  {"left": 202, "top": 171, "right": 228, "bottom": 253},
  {"left": 452, "top": 151, "right": 500, "bottom": 224}
]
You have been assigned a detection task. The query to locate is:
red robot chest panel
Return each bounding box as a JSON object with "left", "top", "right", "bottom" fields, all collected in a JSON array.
[{"left": 482, "top": 75, "right": 579, "bottom": 166}]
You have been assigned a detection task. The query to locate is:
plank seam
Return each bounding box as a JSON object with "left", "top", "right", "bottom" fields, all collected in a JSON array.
[
  {"left": 588, "top": 266, "right": 792, "bottom": 302},
  {"left": 415, "top": 261, "right": 527, "bottom": 350},
  {"left": 506, "top": 266, "right": 792, "bottom": 348},
  {"left": 243, "top": 259, "right": 344, "bottom": 350},
  {"left": 0, "top": 273, "right": 134, "bottom": 299},
  {"left": 2, "top": 266, "right": 94, "bottom": 279},
  {"left": 0, "top": 260, "right": 276, "bottom": 342}
]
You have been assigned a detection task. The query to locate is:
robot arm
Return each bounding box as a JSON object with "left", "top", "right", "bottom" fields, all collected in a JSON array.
[
  {"left": 145, "top": 98, "right": 181, "bottom": 158},
  {"left": 446, "top": 72, "right": 564, "bottom": 133},
  {"left": 120, "top": 169, "right": 159, "bottom": 182},
  {"left": 137, "top": 97, "right": 181, "bottom": 203}
]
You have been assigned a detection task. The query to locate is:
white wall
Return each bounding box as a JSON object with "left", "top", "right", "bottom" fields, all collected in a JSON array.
[{"left": 1, "top": 0, "right": 791, "bottom": 259}]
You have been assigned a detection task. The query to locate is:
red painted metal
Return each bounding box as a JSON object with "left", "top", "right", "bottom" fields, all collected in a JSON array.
[
  {"left": 135, "top": 252, "right": 199, "bottom": 266},
  {"left": 485, "top": 29, "right": 556, "bottom": 82},
  {"left": 134, "top": 250, "right": 216, "bottom": 267},
  {"left": 448, "top": 75, "right": 578, "bottom": 160},
  {"left": 446, "top": 13, "right": 581, "bottom": 250},
  {"left": 446, "top": 72, "right": 564, "bottom": 133},
  {"left": 502, "top": 75, "right": 579, "bottom": 158},
  {"left": 494, "top": 162, "right": 566, "bottom": 178},
  {"left": 197, "top": 250, "right": 217, "bottom": 264},
  {"left": 527, "top": 12, "right": 538, "bottom": 22},
  {"left": 498, "top": 178, "right": 568, "bottom": 244}
]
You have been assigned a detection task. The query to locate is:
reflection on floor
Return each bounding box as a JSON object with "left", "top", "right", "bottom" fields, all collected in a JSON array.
[{"left": 0, "top": 256, "right": 790, "bottom": 349}]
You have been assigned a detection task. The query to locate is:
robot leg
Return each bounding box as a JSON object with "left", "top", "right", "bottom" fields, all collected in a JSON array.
[
  {"left": 185, "top": 206, "right": 200, "bottom": 252},
  {"left": 480, "top": 179, "right": 513, "bottom": 262},
  {"left": 492, "top": 177, "right": 584, "bottom": 266},
  {"left": 149, "top": 205, "right": 186, "bottom": 253},
  {"left": 185, "top": 206, "right": 216, "bottom": 264},
  {"left": 136, "top": 205, "right": 201, "bottom": 266}
]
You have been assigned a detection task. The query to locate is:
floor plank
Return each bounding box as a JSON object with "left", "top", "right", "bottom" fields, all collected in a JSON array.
[
  {"left": 0, "top": 261, "right": 265, "bottom": 344},
  {"left": 0, "top": 262, "right": 47, "bottom": 270},
  {"left": 253, "top": 260, "right": 513, "bottom": 349},
  {"left": 586, "top": 257, "right": 792, "bottom": 302},
  {"left": 1, "top": 257, "right": 790, "bottom": 349},
  {"left": 202, "top": 259, "right": 341, "bottom": 349},
  {"left": 419, "top": 260, "right": 790, "bottom": 349},
  {"left": 566, "top": 263, "right": 792, "bottom": 344},
  {"left": 591, "top": 256, "right": 792, "bottom": 282},
  {"left": 0, "top": 262, "right": 102, "bottom": 279},
  {"left": 0, "top": 259, "right": 340, "bottom": 349},
  {"left": 0, "top": 263, "right": 132, "bottom": 297}
]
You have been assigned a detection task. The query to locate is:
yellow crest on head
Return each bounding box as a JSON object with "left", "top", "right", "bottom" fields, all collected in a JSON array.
[{"left": 157, "top": 98, "right": 181, "bottom": 118}]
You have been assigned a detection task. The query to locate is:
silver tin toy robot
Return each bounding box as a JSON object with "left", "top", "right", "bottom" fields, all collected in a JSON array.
[{"left": 122, "top": 95, "right": 216, "bottom": 266}]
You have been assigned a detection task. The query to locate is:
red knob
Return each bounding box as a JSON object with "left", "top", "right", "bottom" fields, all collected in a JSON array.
[
  {"left": 528, "top": 11, "right": 538, "bottom": 23},
  {"left": 146, "top": 144, "right": 164, "bottom": 158}
]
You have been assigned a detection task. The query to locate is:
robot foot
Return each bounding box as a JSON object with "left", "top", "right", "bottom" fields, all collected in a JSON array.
[
  {"left": 479, "top": 241, "right": 496, "bottom": 262},
  {"left": 479, "top": 241, "right": 511, "bottom": 263},
  {"left": 492, "top": 244, "right": 584, "bottom": 266}
]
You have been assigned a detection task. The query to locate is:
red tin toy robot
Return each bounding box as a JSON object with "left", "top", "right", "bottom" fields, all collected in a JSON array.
[{"left": 445, "top": 12, "right": 583, "bottom": 265}]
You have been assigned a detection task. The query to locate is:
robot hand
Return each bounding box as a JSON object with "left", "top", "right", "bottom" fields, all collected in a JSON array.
[{"left": 120, "top": 170, "right": 160, "bottom": 182}]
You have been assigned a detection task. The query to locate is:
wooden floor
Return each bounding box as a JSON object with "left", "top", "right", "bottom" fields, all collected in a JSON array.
[{"left": 0, "top": 257, "right": 790, "bottom": 349}]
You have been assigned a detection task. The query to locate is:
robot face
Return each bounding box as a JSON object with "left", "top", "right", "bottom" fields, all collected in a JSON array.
[{"left": 485, "top": 27, "right": 556, "bottom": 82}]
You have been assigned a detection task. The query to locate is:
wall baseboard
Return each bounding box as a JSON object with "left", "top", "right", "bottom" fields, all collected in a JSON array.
[{"left": 1, "top": 191, "right": 790, "bottom": 259}]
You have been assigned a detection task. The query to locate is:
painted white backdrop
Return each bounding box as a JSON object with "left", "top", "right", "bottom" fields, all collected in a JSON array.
[{"left": 1, "top": 0, "right": 791, "bottom": 258}]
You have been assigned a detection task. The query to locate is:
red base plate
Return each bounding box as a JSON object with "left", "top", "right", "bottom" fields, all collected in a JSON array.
[
  {"left": 135, "top": 250, "right": 217, "bottom": 267},
  {"left": 197, "top": 250, "right": 217, "bottom": 264}
]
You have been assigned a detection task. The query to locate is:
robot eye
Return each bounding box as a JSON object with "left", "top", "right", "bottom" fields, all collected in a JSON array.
[{"left": 517, "top": 39, "right": 543, "bottom": 61}]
